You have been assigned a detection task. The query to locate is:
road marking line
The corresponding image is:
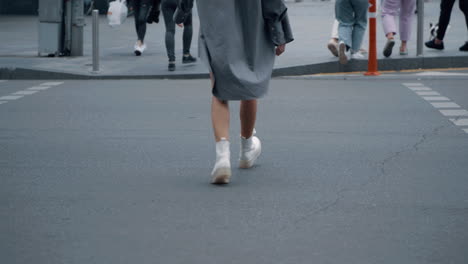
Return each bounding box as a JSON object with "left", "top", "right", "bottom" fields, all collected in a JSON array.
[
  {"left": 40, "top": 82, "right": 63, "bottom": 86},
  {"left": 439, "top": 109, "right": 468, "bottom": 117},
  {"left": 0, "top": 95, "right": 24, "bottom": 100},
  {"left": 403, "top": 83, "right": 423, "bottom": 86},
  {"left": 464, "top": 128, "right": 468, "bottom": 134},
  {"left": 0, "top": 80, "right": 6, "bottom": 83},
  {"left": 449, "top": 119, "right": 468, "bottom": 126},
  {"left": 13, "top": 90, "right": 39, "bottom": 95},
  {"left": 0, "top": 101, "right": 7, "bottom": 104},
  {"left": 409, "top": 87, "right": 432, "bottom": 91},
  {"left": 422, "top": 96, "right": 450, "bottom": 101},
  {"left": 430, "top": 102, "right": 461, "bottom": 108},
  {"left": 27, "top": 86, "right": 52, "bottom": 91},
  {"left": 416, "top": 91, "right": 440, "bottom": 96}
]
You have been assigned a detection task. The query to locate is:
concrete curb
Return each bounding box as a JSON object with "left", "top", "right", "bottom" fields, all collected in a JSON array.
[{"left": 1, "top": 55, "right": 468, "bottom": 80}]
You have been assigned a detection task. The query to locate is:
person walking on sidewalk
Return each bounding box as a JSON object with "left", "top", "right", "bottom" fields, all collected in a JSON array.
[
  {"left": 161, "top": 0, "right": 197, "bottom": 71},
  {"left": 335, "top": 0, "right": 368, "bottom": 64},
  {"left": 381, "top": 0, "right": 416, "bottom": 57},
  {"left": 425, "top": 0, "right": 468, "bottom": 51},
  {"left": 327, "top": 19, "right": 367, "bottom": 58},
  {"left": 129, "top": 0, "right": 157, "bottom": 56},
  {"left": 175, "top": 0, "right": 293, "bottom": 184}
]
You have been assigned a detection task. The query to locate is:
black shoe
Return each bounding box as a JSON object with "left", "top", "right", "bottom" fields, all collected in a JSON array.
[
  {"left": 182, "top": 54, "right": 197, "bottom": 64},
  {"left": 146, "top": 9, "right": 160, "bottom": 24},
  {"left": 168, "top": 61, "right": 176, "bottom": 71},
  {"left": 425, "top": 39, "right": 444, "bottom": 50},
  {"left": 459, "top": 42, "right": 468, "bottom": 52}
]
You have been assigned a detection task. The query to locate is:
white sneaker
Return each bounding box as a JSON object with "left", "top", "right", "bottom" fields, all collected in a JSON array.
[
  {"left": 338, "top": 41, "right": 351, "bottom": 64},
  {"left": 134, "top": 42, "right": 147, "bottom": 56},
  {"left": 351, "top": 51, "right": 365, "bottom": 59},
  {"left": 211, "top": 138, "right": 231, "bottom": 184},
  {"left": 239, "top": 132, "right": 262, "bottom": 169},
  {"left": 327, "top": 39, "right": 339, "bottom": 57}
]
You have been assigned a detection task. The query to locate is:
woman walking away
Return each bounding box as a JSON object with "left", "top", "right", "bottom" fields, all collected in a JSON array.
[
  {"left": 161, "top": 0, "right": 196, "bottom": 71},
  {"left": 381, "top": 0, "right": 416, "bottom": 57},
  {"left": 425, "top": 0, "right": 468, "bottom": 51},
  {"left": 129, "top": 0, "right": 154, "bottom": 56},
  {"left": 175, "top": 0, "right": 293, "bottom": 184},
  {"left": 335, "top": 0, "right": 368, "bottom": 64}
]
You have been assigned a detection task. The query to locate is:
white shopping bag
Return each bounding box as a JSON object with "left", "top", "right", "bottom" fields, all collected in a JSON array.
[{"left": 107, "top": 0, "right": 128, "bottom": 28}]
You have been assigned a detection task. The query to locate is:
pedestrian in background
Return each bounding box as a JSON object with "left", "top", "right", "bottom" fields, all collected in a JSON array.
[
  {"left": 161, "top": 0, "right": 197, "bottom": 71},
  {"left": 175, "top": 0, "right": 293, "bottom": 184},
  {"left": 129, "top": 0, "right": 158, "bottom": 56},
  {"left": 425, "top": 0, "right": 468, "bottom": 51},
  {"left": 335, "top": 0, "right": 368, "bottom": 64},
  {"left": 381, "top": 0, "right": 416, "bottom": 57},
  {"left": 327, "top": 19, "right": 367, "bottom": 58}
]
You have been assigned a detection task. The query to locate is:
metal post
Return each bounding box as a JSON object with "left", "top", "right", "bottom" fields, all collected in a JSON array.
[
  {"left": 92, "top": 10, "right": 100, "bottom": 72},
  {"left": 416, "top": 0, "right": 424, "bottom": 56}
]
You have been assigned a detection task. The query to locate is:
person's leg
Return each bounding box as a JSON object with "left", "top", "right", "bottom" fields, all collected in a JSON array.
[
  {"left": 136, "top": 0, "right": 152, "bottom": 42},
  {"left": 336, "top": 0, "right": 354, "bottom": 63},
  {"left": 399, "top": 0, "right": 416, "bottom": 53},
  {"left": 328, "top": 19, "right": 340, "bottom": 57},
  {"left": 351, "top": 0, "right": 368, "bottom": 53},
  {"left": 210, "top": 73, "right": 230, "bottom": 142},
  {"left": 210, "top": 73, "right": 231, "bottom": 184},
  {"left": 459, "top": 0, "right": 468, "bottom": 51},
  {"left": 133, "top": 0, "right": 142, "bottom": 41},
  {"left": 335, "top": 0, "right": 354, "bottom": 49},
  {"left": 239, "top": 99, "right": 261, "bottom": 169},
  {"left": 161, "top": 0, "right": 176, "bottom": 66},
  {"left": 381, "top": 0, "right": 399, "bottom": 39},
  {"left": 182, "top": 13, "right": 193, "bottom": 56},
  {"left": 460, "top": 0, "right": 468, "bottom": 34},
  {"left": 331, "top": 19, "right": 339, "bottom": 40},
  {"left": 436, "top": 0, "right": 456, "bottom": 41},
  {"left": 381, "top": 0, "right": 398, "bottom": 57},
  {"left": 240, "top": 100, "right": 257, "bottom": 139}
]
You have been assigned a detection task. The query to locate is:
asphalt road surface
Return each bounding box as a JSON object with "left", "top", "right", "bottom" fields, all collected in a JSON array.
[{"left": 1, "top": 75, "right": 467, "bottom": 264}]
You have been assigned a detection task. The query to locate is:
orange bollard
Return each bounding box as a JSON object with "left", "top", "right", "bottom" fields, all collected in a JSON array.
[{"left": 364, "top": 0, "right": 380, "bottom": 76}]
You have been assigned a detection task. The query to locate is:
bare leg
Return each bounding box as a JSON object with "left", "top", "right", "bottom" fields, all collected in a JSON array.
[
  {"left": 400, "top": 40, "right": 407, "bottom": 52},
  {"left": 210, "top": 73, "right": 230, "bottom": 142},
  {"left": 240, "top": 100, "right": 257, "bottom": 139}
]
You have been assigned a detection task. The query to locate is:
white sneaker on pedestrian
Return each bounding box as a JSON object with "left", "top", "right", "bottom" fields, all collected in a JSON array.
[
  {"left": 239, "top": 132, "right": 262, "bottom": 169},
  {"left": 351, "top": 51, "right": 365, "bottom": 59},
  {"left": 338, "top": 41, "right": 351, "bottom": 64},
  {"left": 134, "top": 42, "right": 147, "bottom": 56},
  {"left": 327, "top": 39, "right": 339, "bottom": 57},
  {"left": 211, "top": 138, "right": 231, "bottom": 184}
]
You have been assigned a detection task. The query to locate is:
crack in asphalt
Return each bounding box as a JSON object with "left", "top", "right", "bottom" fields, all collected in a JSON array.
[{"left": 283, "top": 124, "right": 448, "bottom": 232}]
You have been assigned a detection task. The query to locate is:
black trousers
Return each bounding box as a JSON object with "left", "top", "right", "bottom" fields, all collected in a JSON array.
[
  {"left": 436, "top": 0, "right": 468, "bottom": 40},
  {"left": 133, "top": 0, "right": 152, "bottom": 41},
  {"left": 161, "top": 0, "right": 193, "bottom": 61}
]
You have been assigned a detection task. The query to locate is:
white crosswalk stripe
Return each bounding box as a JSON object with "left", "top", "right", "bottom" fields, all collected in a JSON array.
[
  {"left": 0, "top": 95, "right": 23, "bottom": 100},
  {"left": 13, "top": 90, "right": 39, "bottom": 95},
  {"left": 449, "top": 119, "right": 468, "bottom": 126},
  {"left": 0, "top": 81, "right": 64, "bottom": 106},
  {"left": 430, "top": 102, "right": 461, "bottom": 108},
  {"left": 405, "top": 83, "right": 468, "bottom": 135}
]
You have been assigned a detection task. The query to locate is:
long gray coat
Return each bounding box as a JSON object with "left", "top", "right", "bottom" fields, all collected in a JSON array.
[{"left": 175, "top": 0, "right": 293, "bottom": 100}]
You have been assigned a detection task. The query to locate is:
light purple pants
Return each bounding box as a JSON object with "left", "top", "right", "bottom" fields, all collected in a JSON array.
[{"left": 381, "top": 0, "right": 416, "bottom": 41}]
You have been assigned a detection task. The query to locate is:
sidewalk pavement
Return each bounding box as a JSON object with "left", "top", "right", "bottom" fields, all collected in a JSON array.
[{"left": 0, "top": 1, "right": 467, "bottom": 80}]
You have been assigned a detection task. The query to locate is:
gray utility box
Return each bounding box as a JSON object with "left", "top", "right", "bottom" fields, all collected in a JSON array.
[
  {"left": 38, "top": 0, "right": 84, "bottom": 57},
  {"left": 70, "top": 0, "right": 84, "bottom": 56},
  {"left": 38, "top": 0, "right": 63, "bottom": 56}
]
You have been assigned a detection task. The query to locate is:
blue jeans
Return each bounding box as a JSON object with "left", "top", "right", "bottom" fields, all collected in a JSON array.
[{"left": 335, "top": 0, "right": 368, "bottom": 51}]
